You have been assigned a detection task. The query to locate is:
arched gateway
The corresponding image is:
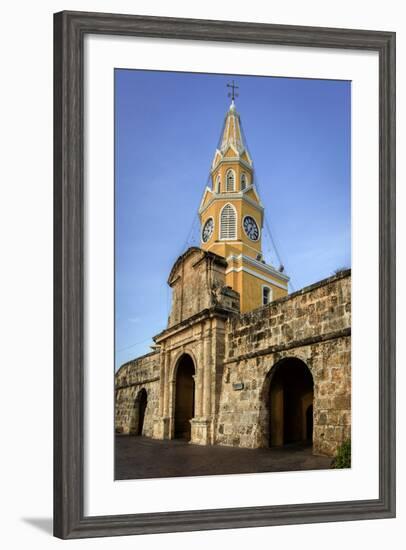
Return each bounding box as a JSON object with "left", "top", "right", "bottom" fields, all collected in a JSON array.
[
  {"left": 266, "top": 358, "right": 314, "bottom": 447},
  {"left": 174, "top": 354, "right": 195, "bottom": 441},
  {"left": 130, "top": 388, "right": 148, "bottom": 436}
]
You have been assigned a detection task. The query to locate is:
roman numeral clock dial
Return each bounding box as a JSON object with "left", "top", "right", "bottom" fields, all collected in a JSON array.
[
  {"left": 202, "top": 218, "right": 214, "bottom": 243},
  {"left": 243, "top": 216, "right": 259, "bottom": 241}
]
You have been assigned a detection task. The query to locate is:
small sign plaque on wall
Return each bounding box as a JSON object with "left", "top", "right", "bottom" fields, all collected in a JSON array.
[{"left": 232, "top": 382, "right": 244, "bottom": 391}]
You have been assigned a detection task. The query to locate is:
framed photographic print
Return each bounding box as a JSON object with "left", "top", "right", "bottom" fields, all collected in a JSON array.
[{"left": 54, "top": 10, "right": 396, "bottom": 539}]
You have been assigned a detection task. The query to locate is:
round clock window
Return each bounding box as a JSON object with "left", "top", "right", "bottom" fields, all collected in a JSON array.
[
  {"left": 243, "top": 216, "right": 260, "bottom": 241},
  {"left": 202, "top": 218, "right": 214, "bottom": 243}
]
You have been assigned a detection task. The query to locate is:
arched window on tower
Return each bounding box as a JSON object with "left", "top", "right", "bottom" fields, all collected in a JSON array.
[
  {"left": 262, "top": 286, "right": 272, "bottom": 305},
  {"left": 241, "top": 173, "right": 247, "bottom": 190},
  {"left": 226, "top": 169, "right": 235, "bottom": 192},
  {"left": 220, "top": 204, "right": 237, "bottom": 239},
  {"left": 216, "top": 174, "right": 221, "bottom": 193}
]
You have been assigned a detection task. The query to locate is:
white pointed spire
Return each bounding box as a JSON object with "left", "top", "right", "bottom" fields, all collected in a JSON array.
[
  {"left": 219, "top": 101, "right": 246, "bottom": 156},
  {"left": 211, "top": 84, "right": 253, "bottom": 170}
]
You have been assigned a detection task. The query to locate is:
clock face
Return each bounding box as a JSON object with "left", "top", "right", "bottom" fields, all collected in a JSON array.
[
  {"left": 243, "top": 216, "right": 260, "bottom": 241},
  {"left": 202, "top": 218, "right": 214, "bottom": 243}
]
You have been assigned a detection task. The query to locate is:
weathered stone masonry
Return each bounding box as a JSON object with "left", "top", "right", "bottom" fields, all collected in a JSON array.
[
  {"left": 217, "top": 272, "right": 351, "bottom": 456},
  {"left": 115, "top": 247, "right": 351, "bottom": 457},
  {"left": 115, "top": 351, "right": 160, "bottom": 437}
]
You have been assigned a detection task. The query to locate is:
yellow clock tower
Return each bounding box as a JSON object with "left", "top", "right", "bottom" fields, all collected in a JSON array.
[{"left": 199, "top": 88, "right": 289, "bottom": 312}]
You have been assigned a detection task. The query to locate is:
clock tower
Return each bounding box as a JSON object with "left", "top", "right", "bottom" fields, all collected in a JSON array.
[{"left": 199, "top": 90, "right": 289, "bottom": 312}]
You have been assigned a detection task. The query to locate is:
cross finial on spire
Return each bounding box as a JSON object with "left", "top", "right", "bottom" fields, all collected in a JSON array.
[{"left": 227, "top": 80, "right": 239, "bottom": 102}]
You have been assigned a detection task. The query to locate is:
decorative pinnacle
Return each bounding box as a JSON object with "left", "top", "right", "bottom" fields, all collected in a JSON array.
[{"left": 227, "top": 80, "right": 239, "bottom": 102}]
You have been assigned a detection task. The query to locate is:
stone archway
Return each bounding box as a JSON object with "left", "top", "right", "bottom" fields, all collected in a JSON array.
[
  {"left": 137, "top": 388, "right": 148, "bottom": 436},
  {"left": 130, "top": 388, "right": 148, "bottom": 436},
  {"left": 174, "top": 354, "right": 195, "bottom": 441},
  {"left": 267, "top": 357, "right": 314, "bottom": 447}
]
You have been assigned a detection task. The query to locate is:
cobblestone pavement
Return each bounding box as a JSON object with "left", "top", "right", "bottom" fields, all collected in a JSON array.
[{"left": 115, "top": 436, "right": 333, "bottom": 480}]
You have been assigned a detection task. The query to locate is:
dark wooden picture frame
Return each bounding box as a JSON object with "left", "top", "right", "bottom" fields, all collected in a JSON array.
[{"left": 54, "top": 10, "right": 396, "bottom": 539}]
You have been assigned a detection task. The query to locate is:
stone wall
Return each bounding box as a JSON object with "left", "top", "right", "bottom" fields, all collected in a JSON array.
[
  {"left": 115, "top": 351, "right": 160, "bottom": 436},
  {"left": 226, "top": 270, "right": 351, "bottom": 358},
  {"left": 215, "top": 270, "right": 351, "bottom": 456}
]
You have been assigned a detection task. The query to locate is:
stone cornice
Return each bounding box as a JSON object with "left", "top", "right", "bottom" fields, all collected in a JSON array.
[
  {"left": 224, "top": 327, "right": 351, "bottom": 365},
  {"left": 153, "top": 306, "right": 234, "bottom": 344},
  {"left": 199, "top": 188, "right": 264, "bottom": 216},
  {"left": 115, "top": 350, "right": 160, "bottom": 375},
  {"left": 226, "top": 254, "right": 290, "bottom": 283},
  {"left": 230, "top": 268, "right": 351, "bottom": 326},
  {"left": 211, "top": 156, "right": 253, "bottom": 173},
  {"left": 115, "top": 376, "right": 160, "bottom": 391}
]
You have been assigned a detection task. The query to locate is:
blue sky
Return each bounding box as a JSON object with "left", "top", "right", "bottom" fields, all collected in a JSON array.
[{"left": 115, "top": 69, "right": 351, "bottom": 370}]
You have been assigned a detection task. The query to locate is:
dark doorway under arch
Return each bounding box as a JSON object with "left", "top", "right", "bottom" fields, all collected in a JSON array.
[
  {"left": 129, "top": 388, "right": 148, "bottom": 436},
  {"left": 136, "top": 388, "right": 148, "bottom": 436},
  {"left": 174, "top": 354, "right": 195, "bottom": 441},
  {"left": 268, "top": 358, "right": 314, "bottom": 447},
  {"left": 306, "top": 404, "right": 314, "bottom": 441}
]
